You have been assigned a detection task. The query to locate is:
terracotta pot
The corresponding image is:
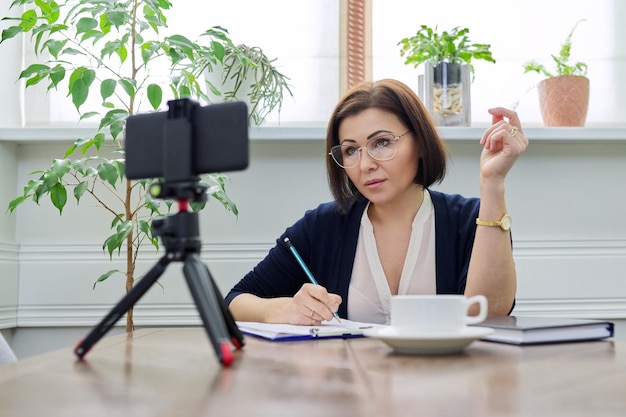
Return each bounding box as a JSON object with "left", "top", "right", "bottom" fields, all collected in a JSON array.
[{"left": 537, "top": 75, "right": 589, "bottom": 126}]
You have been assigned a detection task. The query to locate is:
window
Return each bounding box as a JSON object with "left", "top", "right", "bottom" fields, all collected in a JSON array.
[
  {"left": 373, "top": 0, "right": 622, "bottom": 126},
  {"left": 17, "top": 0, "right": 625, "bottom": 127}
]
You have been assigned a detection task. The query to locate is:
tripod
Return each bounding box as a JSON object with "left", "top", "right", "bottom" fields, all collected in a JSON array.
[{"left": 74, "top": 184, "right": 245, "bottom": 366}]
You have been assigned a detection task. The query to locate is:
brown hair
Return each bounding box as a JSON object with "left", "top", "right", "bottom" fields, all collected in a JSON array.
[{"left": 326, "top": 79, "right": 447, "bottom": 212}]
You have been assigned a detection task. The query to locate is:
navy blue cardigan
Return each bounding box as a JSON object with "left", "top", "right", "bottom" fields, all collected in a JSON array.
[{"left": 225, "top": 190, "right": 491, "bottom": 319}]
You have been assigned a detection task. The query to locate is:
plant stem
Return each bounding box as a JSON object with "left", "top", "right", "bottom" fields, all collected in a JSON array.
[
  {"left": 125, "top": 177, "right": 134, "bottom": 332},
  {"left": 124, "top": 0, "right": 140, "bottom": 333}
]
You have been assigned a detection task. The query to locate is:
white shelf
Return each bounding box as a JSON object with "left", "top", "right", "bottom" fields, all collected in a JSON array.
[{"left": 1, "top": 125, "right": 626, "bottom": 143}]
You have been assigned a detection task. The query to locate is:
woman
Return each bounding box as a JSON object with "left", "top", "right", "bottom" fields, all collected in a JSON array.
[{"left": 225, "top": 79, "right": 528, "bottom": 325}]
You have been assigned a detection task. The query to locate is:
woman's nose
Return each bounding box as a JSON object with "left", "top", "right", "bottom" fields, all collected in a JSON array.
[{"left": 358, "top": 148, "right": 377, "bottom": 170}]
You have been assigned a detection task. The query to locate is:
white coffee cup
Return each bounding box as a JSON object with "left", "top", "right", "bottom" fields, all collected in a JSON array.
[{"left": 390, "top": 294, "right": 488, "bottom": 335}]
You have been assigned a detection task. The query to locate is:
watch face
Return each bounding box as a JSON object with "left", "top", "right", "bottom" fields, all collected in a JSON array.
[{"left": 501, "top": 215, "right": 512, "bottom": 231}]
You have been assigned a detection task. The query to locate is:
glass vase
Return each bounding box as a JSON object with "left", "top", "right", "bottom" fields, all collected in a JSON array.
[{"left": 418, "top": 62, "right": 471, "bottom": 127}]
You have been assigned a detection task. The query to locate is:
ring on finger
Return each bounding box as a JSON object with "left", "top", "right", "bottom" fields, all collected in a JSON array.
[{"left": 510, "top": 126, "right": 519, "bottom": 137}]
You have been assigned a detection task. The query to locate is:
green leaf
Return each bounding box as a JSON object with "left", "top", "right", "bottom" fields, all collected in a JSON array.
[
  {"left": 179, "top": 85, "right": 191, "bottom": 98},
  {"left": 111, "top": 214, "right": 123, "bottom": 228},
  {"left": 51, "top": 158, "right": 71, "bottom": 177},
  {"left": 50, "top": 182, "right": 67, "bottom": 215},
  {"left": 93, "top": 269, "right": 123, "bottom": 290},
  {"left": 36, "top": 0, "right": 59, "bottom": 24},
  {"left": 74, "top": 181, "right": 88, "bottom": 203},
  {"left": 19, "top": 64, "right": 50, "bottom": 79},
  {"left": 137, "top": 220, "right": 151, "bottom": 235},
  {"left": 80, "top": 139, "right": 95, "bottom": 155},
  {"left": 42, "top": 170, "right": 59, "bottom": 189},
  {"left": 20, "top": 9, "right": 38, "bottom": 31},
  {"left": 76, "top": 17, "right": 98, "bottom": 34},
  {"left": 97, "top": 161, "right": 119, "bottom": 188},
  {"left": 104, "top": 11, "right": 126, "bottom": 29},
  {"left": 61, "top": 47, "right": 82, "bottom": 56},
  {"left": 147, "top": 84, "right": 162, "bottom": 109},
  {"left": 71, "top": 158, "right": 87, "bottom": 174},
  {"left": 23, "top": 178, "right": 43, "bottom": 195},
  {"left": 112, "top": 159, "right": 125, "bottom": 180},
  {"left": 1, "top": 26, "right": 24, "bottom": 43},
  {"left": 68, "top": 68, "right": 95, "bottom": 110},
  {"left": 43, "top": 39, "right": 66, "bottom": 59},
  {"left": 109, "top": 119, "right": 125, "bottom": 140},
  {"left": 99, "top": 109, "right": 128, "bottom": 138},
  {"left": 145, "top": 196, "right": 160, "bottom": 213},
  {"left": 7, "top": 195, "right": 31, "bottom": 214},
  {"left": 82, "top": 68, "right": 96, "bottom": 87},
  {"left": 100, "top": 79, "right": 116, "bottom": 100},
  {"left": 48, "top": 65, "right": 65, "bottom": 89},
  {"left": 211, "top": 41, "right": 225, "bottom": 61},
  {"left": 24, "top": 73, "right": 45, "bottom": 88},
  {"left": 98, "top": 13, "right": 111, "bottom": 35},
  {"left": 93, "top": 132, "right": 105, "bottom": 150},
  {"left": 141, "top": 41, "right": 161, "bottom": 64},
  {"left": 103, "top": 221, "right": 132, "bottom": 258},
  {"left": 79, "top": 111, "right": 99, "bottom": 121},
  {"left": 119, "top": 78, "right": 136, "bottom": 99},
  {"left": 166, "top": 34, "right": 196, "bottom": 50},
  {"left": 116, "top": 44, "right": 128, "bottom": 63},
  {"left": 71, "top": 78, "right": 88, "bottom": 110},
  {"left": 101, "top": 39, "right": 122, "bottom": 58}
]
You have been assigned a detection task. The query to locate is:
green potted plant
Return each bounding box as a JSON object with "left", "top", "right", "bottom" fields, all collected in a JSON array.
[
  {"left": 205, "top": 43, "right": 293, "bottom": 126},
  {"left": 398, "top": 25, "right": 495, "bottom": 126},
  {"left": 0, "top": 0, "right": 288, "bottom": 331},
  {"left": 523, "top": 19, "right": 589, "bottom": 126}
]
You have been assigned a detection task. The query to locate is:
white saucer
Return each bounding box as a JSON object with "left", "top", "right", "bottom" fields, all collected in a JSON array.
[{"left": 363, "top": 326, "right": 494, "bottom": 355}]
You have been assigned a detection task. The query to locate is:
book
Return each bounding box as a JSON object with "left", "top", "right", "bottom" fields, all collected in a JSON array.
[
  {"left": 473, "top": 316, "right": 615, "bottom": 345},
  {"left": 236, "top": 319, "right": 381, "bottom": 341}
]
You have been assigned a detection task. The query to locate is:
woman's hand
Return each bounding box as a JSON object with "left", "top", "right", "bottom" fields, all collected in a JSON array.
[
  {"left": 287, "top": 283, "right": 342, "bottom": 325},
  {"left": 480, "top": 107, "right": 529, "bottom": 181},
  {"left": 228, "top": 285, "right": 342, "bottom": 325}
]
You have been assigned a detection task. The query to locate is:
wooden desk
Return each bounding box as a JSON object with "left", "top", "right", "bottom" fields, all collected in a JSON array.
[{"left": 0, "top": 328, "right": 624, "bottom": 417}]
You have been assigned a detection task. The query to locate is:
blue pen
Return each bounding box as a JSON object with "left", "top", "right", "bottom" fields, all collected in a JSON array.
[{"left": 283, "top": 237, "right": 341, "bottom": 322}]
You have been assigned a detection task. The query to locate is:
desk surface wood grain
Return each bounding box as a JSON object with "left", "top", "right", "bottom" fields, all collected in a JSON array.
[{"left": 0, "top": 328, "right": 624, "bottom": 417}]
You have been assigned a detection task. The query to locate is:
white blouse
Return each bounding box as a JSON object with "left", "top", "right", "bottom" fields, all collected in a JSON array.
[{"left": 347, "top": 190, "right": 436, "bottom": 324}]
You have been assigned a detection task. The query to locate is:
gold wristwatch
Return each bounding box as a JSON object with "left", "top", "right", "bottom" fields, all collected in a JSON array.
[{"left": 475, "top": 213, "right": 511, "bottom": 231}]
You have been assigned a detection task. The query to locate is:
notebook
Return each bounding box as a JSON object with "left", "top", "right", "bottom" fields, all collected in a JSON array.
[
  {"left": 236, "top": 319, "right": 380, "bottom": 341},
  {"left": 473, "top": 316, "right": 615, "bottom": 345}
]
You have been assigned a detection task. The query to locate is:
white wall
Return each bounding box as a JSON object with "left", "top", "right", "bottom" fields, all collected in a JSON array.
[{"left": 0, "top": 141, "right": 18, "bottom": 330}]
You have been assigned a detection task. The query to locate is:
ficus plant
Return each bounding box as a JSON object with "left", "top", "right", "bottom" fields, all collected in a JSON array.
[
  {"left": 523, "top": 19, "right": 588, "bottom": 78},
  {"left": 1, "top": 0, "right": 253, "bottom": 331}
]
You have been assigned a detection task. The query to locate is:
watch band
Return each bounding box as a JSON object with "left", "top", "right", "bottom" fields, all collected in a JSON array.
[
  {"left": 475, "top": 219, "right": 502, "bottom": 227},
  {"left": 476, "top": 213, "right": 511, "bottom": 231}
]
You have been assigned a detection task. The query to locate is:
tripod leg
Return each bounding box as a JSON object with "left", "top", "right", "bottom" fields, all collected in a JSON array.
[
  {"left": 202, "top": 262, "right": 245, "bottom": 350},
  {"left": 183, "top": 254, "right": 236, "bottom": 366},
  {"left": 74, "top": 256, "right": 172, "bottom": 359}
]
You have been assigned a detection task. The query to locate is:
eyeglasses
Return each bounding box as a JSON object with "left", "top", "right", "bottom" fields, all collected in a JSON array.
[{"left": 329, "top": 130, "right": 412, "bottom": 169}]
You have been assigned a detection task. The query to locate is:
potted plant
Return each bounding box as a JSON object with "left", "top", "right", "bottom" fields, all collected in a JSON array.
[
  {"left": 523, "top": 19, "right": 589, "bottom": 126},
  {"left": 398, "top": 25, "right": 495, "bottom": 126},
  {"left": 205, "top": 43, "right": 293, "bottom": 126},
  {"left": 1, "top": 0, "right": 287, "bottom": 331}
]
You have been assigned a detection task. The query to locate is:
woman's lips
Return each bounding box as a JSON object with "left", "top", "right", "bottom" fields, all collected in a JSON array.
[{"left": 364, "top": 179, "right": 385, "bottom": 188}]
